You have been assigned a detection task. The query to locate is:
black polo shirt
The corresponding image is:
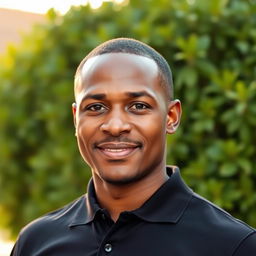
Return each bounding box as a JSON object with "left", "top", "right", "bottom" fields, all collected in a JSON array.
[{"left": 11, "top": 167, "right": 256, "bottom": 256}]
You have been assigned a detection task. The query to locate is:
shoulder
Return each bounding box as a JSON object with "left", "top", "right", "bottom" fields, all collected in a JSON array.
[
  {"left": 11, "top": 195, "right": 87, "bottom": 255},
  {"left": 188, "top": 192, "right": 256, "bottom": 254},
  {"left": 22, "top": 195, "right": 86, "bottom": 233},
  {"left": 232, "top": 231, "right": 256, "bottom": 256},
  {"left": 190, "top": 192, "right": 255, "bottom": 234}
]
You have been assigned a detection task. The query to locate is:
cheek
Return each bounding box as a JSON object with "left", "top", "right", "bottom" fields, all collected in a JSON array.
[
  {"left": 76, "top": 120, "right": 95, "bottom": 154},
  {"left": 77, "top": 115, "right": 98, "bottom": 137},
  {"left": 76, "top": 126, "right": 97, "bottom": 168},
  {"left": 138, "top": 114, "right": 167, "bottom": 144}
]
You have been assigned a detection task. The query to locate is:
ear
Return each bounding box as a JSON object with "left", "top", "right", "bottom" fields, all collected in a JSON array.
[
  {"left": 72, "top": 102, "right": 77, "bottom": 129},
  {"left": 166, "top": 100, "right": 182, "bottom": 134}
]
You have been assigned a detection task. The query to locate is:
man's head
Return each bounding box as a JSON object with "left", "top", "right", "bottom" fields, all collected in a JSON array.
[
  {"left": 73, "top": 38, "right": 181, "bottom": 186},
  {"left": 75, "top": 38, "right": 174, "bottom": 101}
]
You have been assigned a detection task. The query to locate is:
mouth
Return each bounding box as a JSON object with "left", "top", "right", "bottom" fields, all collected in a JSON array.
[{"left": 95, "top": 142, "right": 142, "bottom": 159}]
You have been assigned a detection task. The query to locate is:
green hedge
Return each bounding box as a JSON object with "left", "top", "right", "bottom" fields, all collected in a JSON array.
[{"left": 0, "top": 0, "right": 256, "bottom": 236}]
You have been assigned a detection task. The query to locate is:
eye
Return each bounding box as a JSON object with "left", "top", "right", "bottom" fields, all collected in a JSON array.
[
  {"left": 129, "top": 103, "right": 150, "bottom": 112},
  {"left": 132, "top": 103, "right": 147, "bottom": 109},
  {"left": 85, "top": 103, "right": 106, "bottom": 113}
]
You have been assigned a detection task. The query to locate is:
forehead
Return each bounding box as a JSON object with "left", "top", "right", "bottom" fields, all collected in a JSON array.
[
  {"left": 83, "top": 52, "right": 158, "bottom": 74},
  {"left": 75, "top": 53, "right": 165, "bottom": 102}
]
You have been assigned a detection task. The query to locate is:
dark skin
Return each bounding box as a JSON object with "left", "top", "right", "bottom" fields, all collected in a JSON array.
[{"left": 73, "top": 53, "right": 181, "bottom": 221}]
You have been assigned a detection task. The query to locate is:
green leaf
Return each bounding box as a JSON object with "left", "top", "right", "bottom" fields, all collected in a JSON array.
[{"left": 220, "top": 163, "right": 238, "bottom": 177}]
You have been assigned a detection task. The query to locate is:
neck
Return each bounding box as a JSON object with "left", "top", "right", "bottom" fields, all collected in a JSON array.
[{"left": 93, "top": 168, "right": 169, "bottom": 222}]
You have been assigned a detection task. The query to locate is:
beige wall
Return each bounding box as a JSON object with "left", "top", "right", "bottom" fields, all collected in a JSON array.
[
  {"left": 0, "top": 8, "right": 45, "bottom": 255},
  {"left": 0, "top": 8, "right": 45, "bottom": 53}
]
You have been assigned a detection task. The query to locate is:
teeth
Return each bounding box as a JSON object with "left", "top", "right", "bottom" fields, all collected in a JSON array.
[{"left": 104, "top": 148, "right": 127, "bottom": 152}]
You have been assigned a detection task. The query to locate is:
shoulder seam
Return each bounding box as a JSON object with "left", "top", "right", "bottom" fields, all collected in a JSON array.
[
  {"left": 192, "top": 192, "right": 255, "bottom": 231},
  {"left": 232, "top": 231, "right": 256, "bottom": 256}
]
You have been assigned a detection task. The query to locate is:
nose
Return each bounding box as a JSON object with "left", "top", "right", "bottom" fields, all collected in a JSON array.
[{"left": 100, "top": 110, "right": 131, "bottom": 136}]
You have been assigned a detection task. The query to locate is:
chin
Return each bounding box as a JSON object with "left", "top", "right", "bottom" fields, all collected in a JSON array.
[
  {"left": 99, "top": 169, "right": 147, "bottom": 186},
  {"left": 102, "top": 176, "right": 137, "bottom": 186}
]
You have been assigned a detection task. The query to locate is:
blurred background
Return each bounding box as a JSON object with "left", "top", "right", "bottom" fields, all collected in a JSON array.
[{"left": 0, "top": 0, "right": 256, "bottom": 254}]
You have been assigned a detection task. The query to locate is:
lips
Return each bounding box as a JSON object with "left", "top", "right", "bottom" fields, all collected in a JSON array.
[{"left": 96, "top": 142, "right": 141, "bottom": 159}]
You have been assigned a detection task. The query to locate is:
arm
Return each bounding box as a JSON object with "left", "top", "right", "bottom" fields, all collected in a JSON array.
[
  {"left": 10, "top": 242, "right": 19, "bottom": 256},
  {"left": 233, "top": 231, "right": 256, "bottom": 256}
]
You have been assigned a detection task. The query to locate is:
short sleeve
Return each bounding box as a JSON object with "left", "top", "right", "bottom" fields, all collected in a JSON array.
[
  {"left": 233, "top": 231, "right": 256, "bottom": 256},
  {"left": 10, "top": 242, "right": 19, "bottom": 256}
]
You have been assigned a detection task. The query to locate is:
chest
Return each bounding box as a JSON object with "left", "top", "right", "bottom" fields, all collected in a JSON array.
[{"left": 25, "top": 219, "right": 232, "bottom": 256}]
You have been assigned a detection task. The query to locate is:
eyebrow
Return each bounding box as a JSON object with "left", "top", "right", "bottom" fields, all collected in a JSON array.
[
  {"left": 80, "top": 90, "right": 155, "bottom": 103},
  {"left": 81, "top": 93, "right": 106, "bottom": 102},
  {"left": 125, "top": 91, "right": 155, "bottom": 99}
]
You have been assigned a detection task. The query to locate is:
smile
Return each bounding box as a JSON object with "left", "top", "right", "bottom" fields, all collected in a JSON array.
[
  {"left": 96, "top": 142, "right": 141, "bottom": 159},
  {"left": 104, "top": 148, "right": 130, "bottom": 152}
]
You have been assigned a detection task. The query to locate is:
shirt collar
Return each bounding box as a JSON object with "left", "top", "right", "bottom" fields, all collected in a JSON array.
[
  {"left": 69, "top": 166, "right": 193, "bottom": 227},
  {"left": 69, "top": 179, "right": 102, "bottom": 227},
  {"left": 131, "top": 166, "right": 193, "bottom": 223}
]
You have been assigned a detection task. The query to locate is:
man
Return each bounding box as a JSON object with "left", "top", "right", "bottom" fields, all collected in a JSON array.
[{"left": 11, "top": 38, "right": 256, "bottom": 255}]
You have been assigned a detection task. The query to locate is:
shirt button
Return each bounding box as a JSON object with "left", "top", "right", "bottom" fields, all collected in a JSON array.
[{"left": 104, "top": 243, "right": 112, "bottom": 253}]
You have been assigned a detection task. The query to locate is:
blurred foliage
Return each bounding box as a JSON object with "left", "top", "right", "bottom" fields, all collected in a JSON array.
[{"left": 0, "top": 0, "right": 256, "bottom": 237}]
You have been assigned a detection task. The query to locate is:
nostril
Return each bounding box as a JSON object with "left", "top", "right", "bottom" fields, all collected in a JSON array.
[{"left": 100, "top": 119, "right": 131, "bottom": 135}]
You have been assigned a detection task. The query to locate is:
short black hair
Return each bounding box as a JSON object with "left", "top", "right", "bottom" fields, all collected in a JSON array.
[{"left": 75, "top": 38, "right": 173, "bottom": 99}]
